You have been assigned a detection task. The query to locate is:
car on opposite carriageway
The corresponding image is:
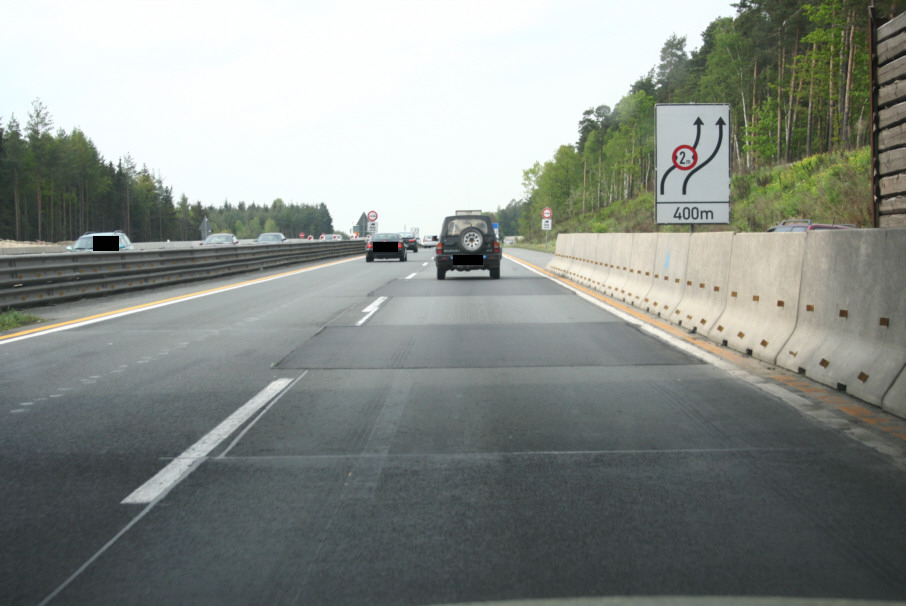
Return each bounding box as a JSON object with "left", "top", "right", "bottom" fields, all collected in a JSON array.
[{"left": 67, "top": 230, "right": 134, "bottom": 252}]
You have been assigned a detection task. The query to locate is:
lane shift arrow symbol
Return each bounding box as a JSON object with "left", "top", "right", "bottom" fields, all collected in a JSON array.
[{"left": 682, "top": 117, "right": 724, "bottom": 195}]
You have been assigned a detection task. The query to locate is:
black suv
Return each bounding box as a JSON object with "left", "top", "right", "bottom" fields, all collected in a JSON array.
[{"left": 434, "top": 214, "right": 501, "bottom": 279}]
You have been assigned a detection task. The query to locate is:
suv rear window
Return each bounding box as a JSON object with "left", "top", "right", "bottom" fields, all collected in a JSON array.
[{"left": 444, "top": 218, "right": 490, "bottom": 236}]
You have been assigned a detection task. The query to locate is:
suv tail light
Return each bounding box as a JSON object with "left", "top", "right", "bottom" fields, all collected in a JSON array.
[
  {"left": 436, "top": 242, "right": 443, "bottom": 254},
  {"left": 493, "top": 240, "right": 500, "bottom": 253}
]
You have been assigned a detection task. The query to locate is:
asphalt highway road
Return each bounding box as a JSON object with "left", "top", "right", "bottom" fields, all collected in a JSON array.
[{"left": 2, "top": 247, "right": 906, "bottom": 606}]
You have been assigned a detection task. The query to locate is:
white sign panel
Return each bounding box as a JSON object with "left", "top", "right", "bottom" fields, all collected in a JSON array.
[
  {"left": 655, "top": 104, "right": 730, "bottom": 224},
  {"left": 541, "top": 218, "right": 552, "bottom": 230},
  {"left": 367, "top": 221, "right": 377, "bottom": 233}
]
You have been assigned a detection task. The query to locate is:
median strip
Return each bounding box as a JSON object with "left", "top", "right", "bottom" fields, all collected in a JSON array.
[{"left": 0, "top": 256, "right": 361, "bottom": 345}]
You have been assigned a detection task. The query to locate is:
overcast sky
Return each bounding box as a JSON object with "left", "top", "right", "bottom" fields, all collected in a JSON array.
[{"left": 4, "top": 0, "right": 737, "bottom": 236}]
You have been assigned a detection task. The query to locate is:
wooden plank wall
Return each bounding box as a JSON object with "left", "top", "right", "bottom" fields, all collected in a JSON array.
[{"left": 875, "top": 11, "right": 906, "bottom": 227}]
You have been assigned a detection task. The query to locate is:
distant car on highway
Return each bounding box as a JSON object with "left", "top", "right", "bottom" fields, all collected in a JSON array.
[
  {"left": 806, "top": 223, "right": 856, "bottom": 230},
  {"left": 67, "top": 230, "right": 133, "bottom": 252},
  {"left": 422, "top": 234, "right": 438, "bottom": 249},
  {"left": 766, "top": 219, "right": 811, "bottom": 232},
  {"left": 399, "top": 232, "right": 419, "bottom": 252},
  {"left": 366, "top": 233, "right": 407, "bottom": 262},
  {"left": 201, "top": 233, "right": 239, "bottom": 246},
  {"left": 767, "top": 219, "right": 856, "bottom": 232},
  {"left": 255, "top": 232, "right": 287, "bottom": 243}
]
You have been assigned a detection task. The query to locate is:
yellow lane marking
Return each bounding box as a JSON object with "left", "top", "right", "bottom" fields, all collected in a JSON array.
[{"left": 0, "top": 256, "right": 362, "bottom": 342}]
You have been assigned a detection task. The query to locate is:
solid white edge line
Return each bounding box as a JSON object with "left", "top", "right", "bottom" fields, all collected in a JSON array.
[
  {"left": 506, "top": 254, "right": 906, "bottom": 469},
  {"left": 121, "top": 378, "right": 294, "bottom": 505}
]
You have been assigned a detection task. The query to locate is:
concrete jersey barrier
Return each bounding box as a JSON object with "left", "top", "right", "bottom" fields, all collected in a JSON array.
[
  {"left": 643, "top": 233, "right": 691, "bottom": 319},
  {"left": 775, "top": 229, "right": 906, "bottom": 415},
  {"left": 670, "top": 232, "right": 735, "bottom": 334},
  {"left": 548, "top": 230, "right": 905, "bottom": 419},
  {"left": 589, "top": 234, "right": 613, "bottom": 291},
  {"left": 708, "top": 232, "right": 805, "bottom": 364},
  {"left": 547, "top": 233, "right": 576, "bottom": 277},
  {"left": 573, "top": 234, "right": 598, "bottom": 288},
  {"left": 621, "top": 233, "right": 658, "bottom": 307},
  {"left": 601, "top": 233, "right": 634, "bottom": 300}
]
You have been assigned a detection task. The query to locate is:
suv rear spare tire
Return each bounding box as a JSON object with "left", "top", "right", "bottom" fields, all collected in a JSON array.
[{"left": 459, "top": 227, "right": 484, "bottom": 252}]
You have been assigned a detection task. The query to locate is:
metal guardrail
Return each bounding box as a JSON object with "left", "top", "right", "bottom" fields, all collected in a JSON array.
[{"left": 1, "top": 240, "right": 366, "bottom": 309}]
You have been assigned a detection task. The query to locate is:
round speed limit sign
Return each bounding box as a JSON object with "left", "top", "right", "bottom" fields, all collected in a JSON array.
[
  {"left": 367, "top": 210, "right": 378, "bottom": 222},
  {"left": 542, "top": 207, "right": 553, "bottom": 219}
]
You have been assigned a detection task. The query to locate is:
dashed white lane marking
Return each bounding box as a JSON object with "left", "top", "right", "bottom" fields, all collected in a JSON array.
[
  {"left": 356, "top": 296, "right": 388, "bottom": 326},
  {"left": 122, "top": 377, "right": 296, "bottom": 505},
  {"left": 405, "top": 272, "right": 417, "bottom": 280}
]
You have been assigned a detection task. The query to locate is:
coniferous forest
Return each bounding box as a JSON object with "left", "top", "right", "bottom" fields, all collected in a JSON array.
[{"left": 0, "top": 100, "right": 334, "bottom": 243}]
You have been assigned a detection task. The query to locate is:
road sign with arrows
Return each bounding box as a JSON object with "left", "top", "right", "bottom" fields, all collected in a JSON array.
[{"left": 655, "top": 104, "right": 730, "bottom": 225}]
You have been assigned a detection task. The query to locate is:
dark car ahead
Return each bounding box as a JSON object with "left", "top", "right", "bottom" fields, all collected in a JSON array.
[
  {"left": 398, "top": 232, "right": 419, "bottom": 252},
  {"left": 434, "top": 213, "right": 501, "bottom": 279},
  {"left": 366, "top": 232, "right": 407, "bottom": 262}
]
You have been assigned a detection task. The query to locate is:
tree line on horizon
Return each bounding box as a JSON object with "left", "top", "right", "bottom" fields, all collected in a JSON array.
[
  {"left": 496, "top": 0, "right": 900, "bottom": 239},
  {"left": 0, "top": 100, "right": 334, "bottom": 243}
]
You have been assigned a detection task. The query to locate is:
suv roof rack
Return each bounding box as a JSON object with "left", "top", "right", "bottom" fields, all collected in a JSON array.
[{"left": 455, "top": 210, "right": 484, "bottom": 215}]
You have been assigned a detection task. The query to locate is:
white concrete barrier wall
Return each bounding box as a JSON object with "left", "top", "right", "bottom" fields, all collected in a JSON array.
[
  {"left": 775, "top": 229, "right": 906, "bottom": 415},
  {"left": 589, "top": 233, "right": 612, "bottom": 292},
  {"left": 546, "top": 233, "right": 575, "bottom": 277},
  {"left": 643, "top": 233, "right": 691, "bottom": 318},
  {"left": 575, "top": 234, "right": 598, "bottom": 288},
  {"left": 550, "top": 229, "right": 905, "bottom": 418},
  {"left": 602, "top": 233, "right": 634, "bottom": 299},
  {"left": 621, "top": 233, "right": 658, "bottom": 307},
  {"left": 708, "top": 233, "right": 806, "bottom": 364},
  {"left": 670, "top": 232, "right": 735, "bottom": 334}
]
